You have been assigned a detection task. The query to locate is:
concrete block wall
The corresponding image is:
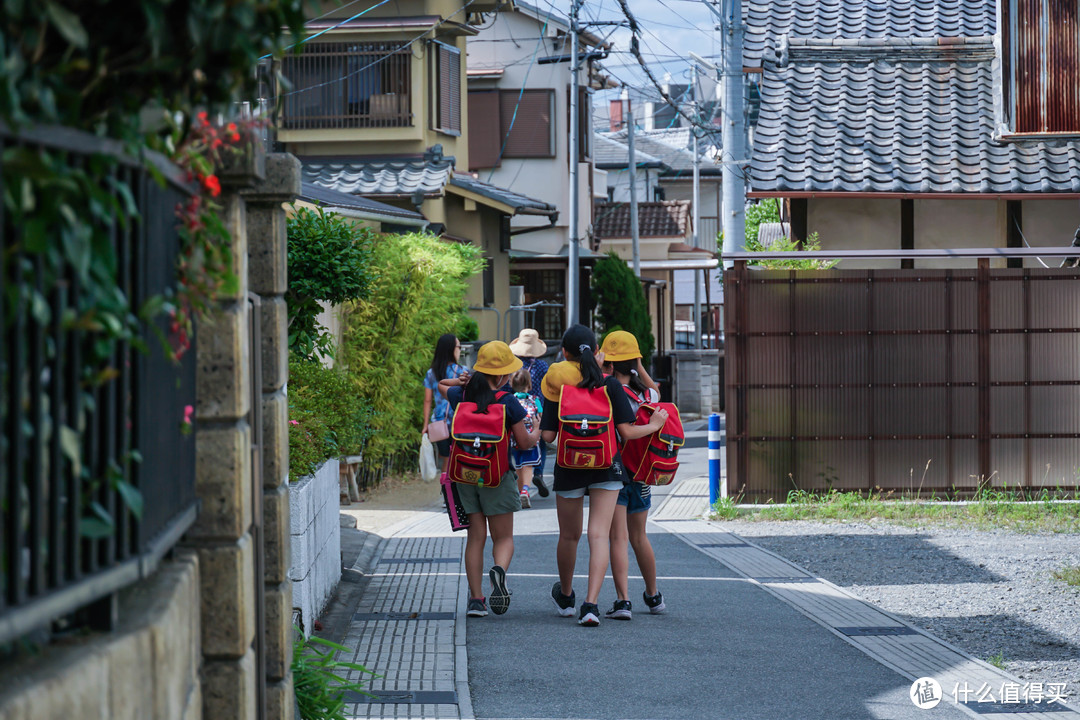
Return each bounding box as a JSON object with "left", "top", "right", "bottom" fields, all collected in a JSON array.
[
  {"left": 289, "top": 458, "right": 341, "bottom": 637},
  {"left": 0, "top": 553, "right": 202, "bottom": 720},
  {"left": 244, "top": 153, "right": 300, "bottom": 719},
  {"left": 670, "top": 350, "right": 721, "bottom": 417}
]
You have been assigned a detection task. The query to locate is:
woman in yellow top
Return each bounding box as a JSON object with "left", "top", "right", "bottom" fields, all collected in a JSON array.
[{"left": 538, "top": 324, "right": 667, "bottom": 626}]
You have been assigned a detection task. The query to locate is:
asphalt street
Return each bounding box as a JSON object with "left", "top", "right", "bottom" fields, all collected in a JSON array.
[{"left": 464, "top": 446, "right": 969, "bottom": 720}]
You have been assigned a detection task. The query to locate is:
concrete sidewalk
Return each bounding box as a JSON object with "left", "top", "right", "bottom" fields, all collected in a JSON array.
[{"left": 319, "top": 444, "right": 1080, "bottom": 720}]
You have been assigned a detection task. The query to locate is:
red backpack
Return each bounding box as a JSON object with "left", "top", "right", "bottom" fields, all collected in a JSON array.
[
  {"left": 557, "top": 385, "right": 618, "bottom": 470},
  {"left": 621, "top": 393, "right": 684, "bottom": 486},
  {"left": 446, "top": 393, "right": 510, "bottom": 487}
]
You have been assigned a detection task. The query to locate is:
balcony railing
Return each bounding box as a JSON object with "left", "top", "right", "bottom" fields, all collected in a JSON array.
[
  {"left": 0, "top": 125, "right": 197, "bottom": 645},
  {"left": 281, "top": 41, "right": 413, "bottom": 130}
]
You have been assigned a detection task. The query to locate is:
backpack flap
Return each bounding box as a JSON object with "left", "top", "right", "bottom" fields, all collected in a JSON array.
[
  {"left": 557, "top": 385, "right": 617, "bottom": 470},
  {"left": 447, "top": 401, "right": 509, "bottom": 487},
  {"left": 632, "top": 403, "right": 685, "bottom": 486}
]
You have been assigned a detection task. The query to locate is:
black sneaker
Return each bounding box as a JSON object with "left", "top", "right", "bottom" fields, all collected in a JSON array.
[
  {"left": 578, "top": 602, "right": 600, "bottom": 626},
  {"left": 534, "top": 475, "right": 550, "bottom": 497},
  {"left": 550, "top": 581, "right": 575, "bottom": 617},
  {"left": 467, "top": 598, "right": 488, "bottom": 617},
  {"left": 643, "top": 590, "right": 666, "bottom": 614},
  {"left": 605, "top": 599, "right": 632, "bottom": 620},
  {"left": 489, "top": 565, "right": 511, "bottom": 615}
]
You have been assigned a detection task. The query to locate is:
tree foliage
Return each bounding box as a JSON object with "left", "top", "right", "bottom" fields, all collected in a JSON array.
[
  {"left": 743, "top": 202, "right": 837, "bottom": 270},
  {"left": 337, "top": 233, "right": 484, "bottom": 464},
  {"left": 287, "top": 207, "right": 378, "bottom": 362},
  {"left": 288, "top": 358, "right": 375, "bottom": 480},
  {"left": 591, "top": 252, "right": 654, "bottom": 363}
]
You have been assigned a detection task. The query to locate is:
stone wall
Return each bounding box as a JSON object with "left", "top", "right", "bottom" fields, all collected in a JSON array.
[
  {"left": 0, "top": 553, "right": 202, "bottom": 720},
  {"left": 289, "top": 459, "right": 342, "bottom": 636}
]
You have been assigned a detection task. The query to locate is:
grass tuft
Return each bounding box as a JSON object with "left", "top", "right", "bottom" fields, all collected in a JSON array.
[
  {"left": 1052, "top": 565, "right": 1080, "bottom": 586},
  {"left": 986, "top": 651, "right": 1007, "bottom": 669}
]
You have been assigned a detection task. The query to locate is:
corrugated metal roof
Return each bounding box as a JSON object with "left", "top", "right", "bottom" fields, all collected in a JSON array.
[
  {"left": 743, "top": 0, "right": 997, "bottom": 67},
  {"left": 593, "top": 134, "right": 664, "bottom": 169},
  {"left": 449, "top": 174, "right": 557, "bottom": 216},
  {"left": 301, "top": 158, "right": 453, "bottom": 197},
  {"left": 602, "top": 128, "right": 722, "bottom": 176},
  {"left": 299, "top": 181, "right": 424, "bottom": 220},
  {"left": 751, "top": 58, "right": 1080, "bottom": 194},
  {"left": 593, "top": 200, "right": 691, "bottom": 239}
]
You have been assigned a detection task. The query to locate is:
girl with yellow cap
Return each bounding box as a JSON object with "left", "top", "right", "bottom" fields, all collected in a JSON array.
[
  {"left": 599, "top": 330, "right": 666, "bottom": 619},
  {"left": 538, "top": 324, "right": 668, "bottom": 626},
  {"left": 441, "top": 341, "right": 541, "bottom": 618}
]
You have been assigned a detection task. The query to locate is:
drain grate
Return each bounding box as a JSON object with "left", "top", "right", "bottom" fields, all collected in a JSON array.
[
  {"left": 345, "top": 690, "right": 458, "bottom": 705},
  {"left": 754, "top": 576, "right": 818, "bottom": 583},
  {"left": 352, "top": 611, "right": 456, "bottom": 621},
  {"left": 378, "top": 557, "right": 460, "bottom": 564},
  {"left": 961, "top": 701, "right": 1074, "bottom": 714},
  {"left": 836, "top": 626, "right": 919, "bottom": 637},
  {"left": 699, "top": 542, "right": 750, "bottom": 548}
]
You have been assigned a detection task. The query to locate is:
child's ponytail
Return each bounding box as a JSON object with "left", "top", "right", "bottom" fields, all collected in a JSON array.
[
  {"left": 561, "top": 324, "right": 603, "bottom": 389},
  {"left": 463, "top": 371, "right": 497, "bottom": 412}
]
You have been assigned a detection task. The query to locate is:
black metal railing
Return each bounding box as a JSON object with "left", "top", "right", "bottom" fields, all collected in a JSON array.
[{"left": 0, "top": 125, "right": 197, "bottom": 645}]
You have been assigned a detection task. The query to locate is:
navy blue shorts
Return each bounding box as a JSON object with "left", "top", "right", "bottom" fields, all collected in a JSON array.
[{"left": 617, "top": 482, "right": 652, "bottom": 514}]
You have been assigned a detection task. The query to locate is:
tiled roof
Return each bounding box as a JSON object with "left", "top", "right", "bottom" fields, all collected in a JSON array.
[
  {"left": 603, "top": 129, "right": 722, "bottom": 176},
  {"left": 299, "top": 181, "right": 424, "bottom": 221},
  {"left": 593, "top": 200, "right": 692, "bottom": 239},
  {"left": 757, "top": 222, "right": 792, "bottom": 247},
  {"left": 751, "top": 57, "right": 1080, "bottom": 194},
  {"left": 743, "top": 0, "right": 996, "bottom": 67},
  {"left": 449, "top": 174, "right": 557, "bottom": 216},
  {"left": 301, "top": 157, "right": 453, "bottom": 197},
  {"left": 593, "top": 134, "right": 664, "bottom": 170}
]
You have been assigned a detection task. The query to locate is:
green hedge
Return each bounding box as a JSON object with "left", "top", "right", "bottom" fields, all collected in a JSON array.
[
  {"left": 337, "top": 232, "right": 483, "bottom": 464},
  {"left": 591, "top": 251, "right": 655, "bottom": 362},
  {"left": 287, "top": 358, "right": 374, "bottom": 480}
]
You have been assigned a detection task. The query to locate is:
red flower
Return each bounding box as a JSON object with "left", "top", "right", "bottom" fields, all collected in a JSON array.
[
  {"left": 227, "top": 122, "right": 238, "bottom": 133},
  {"left": 203, "top": 175, "right": 221, "bottom": 197}
]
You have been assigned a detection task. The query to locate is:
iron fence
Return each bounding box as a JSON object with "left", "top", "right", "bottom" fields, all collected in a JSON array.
[
  {"left": 724, "top": 250, "right": 1080, "bottom": 501},
  {"left": 1, "top": 125, "right": 197, "bottom": 644}
]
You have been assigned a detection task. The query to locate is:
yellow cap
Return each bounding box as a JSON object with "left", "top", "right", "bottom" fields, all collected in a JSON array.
[
  {"left": 540, "top": 361, "right": 584, "bottom": 402},
  {"left": 473, "top": 341, "right": 523, "bottom": 376},
  {"left": 599, "top": 330, "right": 642, "bottom": 362}
]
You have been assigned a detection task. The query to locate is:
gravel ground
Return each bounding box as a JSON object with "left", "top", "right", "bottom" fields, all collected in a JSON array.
[{"left": 716, "top": 518, "right": 1080, "bottom": 698}]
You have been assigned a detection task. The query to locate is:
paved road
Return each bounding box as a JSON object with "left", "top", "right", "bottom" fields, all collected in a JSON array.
[{"left": 465, "top": 447, "right": 968, "bottom": 720}]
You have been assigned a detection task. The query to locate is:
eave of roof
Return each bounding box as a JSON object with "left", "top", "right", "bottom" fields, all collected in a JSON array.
[
  {"left": 448, "top": 174, "right": 558, "bottom": 217},
  {"left": 299, "top": 180, "right": 426, "bottom": 221},
  {"left": 304, "top": 15, "right": 478, "bottom": 36}
]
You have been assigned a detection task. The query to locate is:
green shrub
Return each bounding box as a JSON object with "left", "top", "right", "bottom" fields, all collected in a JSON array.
[
  {"left": 293, "top": 628, "right": 376, "bottom": 720},
  {"left": 288, "top": 208, "right": 378, "bottom": 362},
  {"left": 337, "top": 232, "right": 483, "bottom": 464},
  {"left": 288, "top": 358, "right": 375, "bottom": 480},
  {"left": 591, "top": 251, "right": 654, "bottom": 362}
]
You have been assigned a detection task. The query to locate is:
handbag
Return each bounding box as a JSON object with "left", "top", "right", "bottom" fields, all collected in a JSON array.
[
  {"left": 440, "top": 472, "right": 470, "bottom": 531},
  {"left": 427, "top": 419, "right": 450, "bottom": 443}
]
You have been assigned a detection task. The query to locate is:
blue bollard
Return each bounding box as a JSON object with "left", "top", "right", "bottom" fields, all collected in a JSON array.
[{"left": 708, "top": 413, "right": 723, "bottom": 505}]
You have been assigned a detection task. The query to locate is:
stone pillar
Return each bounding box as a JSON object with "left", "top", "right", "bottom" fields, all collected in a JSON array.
[
  {"left": 243, "top": 153, "right": 300, "bottom": 720},
  {"left": 189, "top": 184, "right": 257, "bottom": 719}
]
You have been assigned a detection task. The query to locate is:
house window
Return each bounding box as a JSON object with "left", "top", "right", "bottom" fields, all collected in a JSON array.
[
  {"left": 432, "top": 42, "right": 462, "bottom": 135},
  {"left": 1002, "top": 0, "right": 1080, "bottom": 134},
  {"left": 281, "top": 42, "right": 411, "bottom": 129},
  {"left": 482, "top": 256, "right": 495, "bottom": 306},
  {"left": 467, "top": 89, "right": 556, "bottom": 169},
  {"left": 516, "top": 269, "right": 563, "bottom": 340}
]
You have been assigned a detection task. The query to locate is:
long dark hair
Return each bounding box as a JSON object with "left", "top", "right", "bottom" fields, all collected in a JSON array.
[
  {"left": 430, "top": 334, "right": 458, "bottom": 383},
  {"left": 611, "top": 359, "right": 648, "bottom": 397},
  {"left": 561, "top": 324, "right": 603, "bottom": 390},
  {"left": 463, "top": 371, "right": 497, "bottom": 413}
]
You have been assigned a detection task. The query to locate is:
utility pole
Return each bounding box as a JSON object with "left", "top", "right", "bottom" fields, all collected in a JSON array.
[
  {"left": 691, "top": 63, "right": 703, "bottom": 349},
  {"left": 718, "top": 0, "right": 745, "bottom": 267},
  {"left": 627, "top": 93, "right": 641, "bottom": 277},
  {"left": 566, "top": 0, "right": 582, "bottom": 327}
]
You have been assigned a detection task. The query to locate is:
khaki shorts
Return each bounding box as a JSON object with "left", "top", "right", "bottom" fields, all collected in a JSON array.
[{"left": 456, "top": 471, "right": 520, "bottom": 516}]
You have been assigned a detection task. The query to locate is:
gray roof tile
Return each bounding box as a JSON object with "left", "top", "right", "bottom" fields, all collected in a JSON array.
[
  {"left": 743, "top": 0, "right": 996, "bottom": 67},
  {"left": 750, "top": 59, "right": 1080, "bottom": 194},
  {"left": 601, "top": 128, "right": 722, "bottom": 176},
  {"left": 301, "top": 158, "right": 453, "bottom": 197},
  {"left": 593, "top": 134, "right": 664, "bottom": 169},
  {"left": 449, "top": 174, "right": 557, "bottom": 216}
]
